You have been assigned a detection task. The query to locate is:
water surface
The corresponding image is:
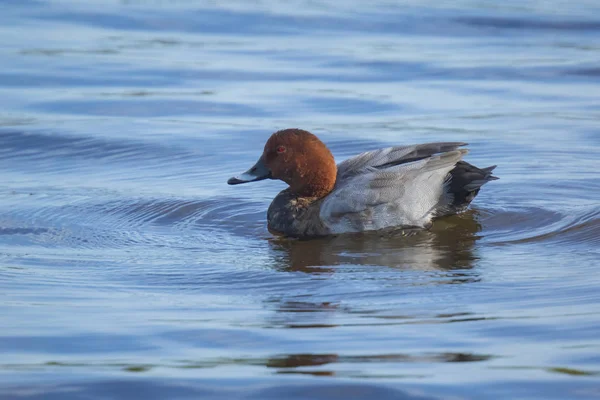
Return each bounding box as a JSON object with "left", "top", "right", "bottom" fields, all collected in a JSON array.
[{"left": 1, "top": 1, "right": 600, "bottom": 399}]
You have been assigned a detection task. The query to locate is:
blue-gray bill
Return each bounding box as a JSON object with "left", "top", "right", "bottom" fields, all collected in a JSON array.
[{"left": 227, "top": 156, "right": 272, "bottom": 185}]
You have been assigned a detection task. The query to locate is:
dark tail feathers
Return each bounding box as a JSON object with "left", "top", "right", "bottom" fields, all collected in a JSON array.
[{"left": 436, "top": 161, "right": 498, "bottom": 216}]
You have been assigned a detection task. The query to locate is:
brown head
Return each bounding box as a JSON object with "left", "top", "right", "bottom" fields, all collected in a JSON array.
[{"left": 227, "top": 129, "right": 337, "bottom": 198}]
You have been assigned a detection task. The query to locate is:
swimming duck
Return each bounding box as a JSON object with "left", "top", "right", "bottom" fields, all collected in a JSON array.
[{"left": 228, "top": 129, "right": 497, "bottom": 238}]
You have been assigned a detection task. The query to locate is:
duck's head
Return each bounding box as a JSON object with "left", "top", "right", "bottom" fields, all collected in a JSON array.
[{"left": 228, "top": 128, "right": 337, "bottom": 198}]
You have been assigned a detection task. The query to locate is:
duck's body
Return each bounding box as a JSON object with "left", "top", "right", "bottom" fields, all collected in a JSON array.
[{"left": 228, "top": 129, "right": 497, "bottom": 238}]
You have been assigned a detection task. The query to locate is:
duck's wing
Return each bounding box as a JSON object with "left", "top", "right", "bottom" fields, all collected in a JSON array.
[
  {"left": 322, "top": 147, "right": 468, "bottom": 233},
  {"left": 336, "top": 142, "right": 467, "bottom": 182}
]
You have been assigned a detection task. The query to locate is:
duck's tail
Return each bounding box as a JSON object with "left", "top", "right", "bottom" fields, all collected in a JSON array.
[{"left": 435, "top": 161, "right": 498, "bottom": 217}]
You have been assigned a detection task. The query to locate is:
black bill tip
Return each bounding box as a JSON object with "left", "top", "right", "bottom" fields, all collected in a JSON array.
[{"left": 227, "top": 177, "right": 245, "bottom": 185}]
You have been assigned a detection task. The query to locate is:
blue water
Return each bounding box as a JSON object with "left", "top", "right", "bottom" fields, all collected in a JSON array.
[{"left": 1, "top": 1, "right": 600, "bottom": 399}]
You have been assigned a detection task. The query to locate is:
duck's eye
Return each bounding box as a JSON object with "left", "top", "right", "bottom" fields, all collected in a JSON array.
[{"left": 277, "top": 146, "right": 286, "bottom": 154}]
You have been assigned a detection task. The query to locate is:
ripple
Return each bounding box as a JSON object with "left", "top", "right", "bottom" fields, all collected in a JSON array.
[
  {"left": 300, "top": 96, "right": 401, "bottom": 115},
  {"left": 0, "top": 379, "right": 438, "bottom": 400},
  {"left": 0, "top": 192, "right": 268, "bottom": 254},
  {"left": 456, "top": 16, "right": 600, "bottom": 32},
  {"left": 0, "top": 129, "right": 235, "bottom": 193},
  {"left": 482, "top": 206, "right": 600, "bottom": 247},
  {"left": 0, "top": 129, "right": 198, "bottom": 169},
  {"left": 35, "top": 99, "right": 268, "bottom": 118},
  {"left": 0, "top": 227, "right": 49, "bottom": 236},
  {"left": 0, "top": 351, "right": 492, "bottom": 373}
]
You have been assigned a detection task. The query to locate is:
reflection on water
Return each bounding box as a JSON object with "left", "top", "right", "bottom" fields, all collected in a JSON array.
[
  {"left": 2, "top": 0, "right": 600, "bottom": 399},
  {"left": 270, "top": 211, "right": 481, "bottom": 274},
  {"left": 269, "top": 351, "right": 492, "bottom": 377}
]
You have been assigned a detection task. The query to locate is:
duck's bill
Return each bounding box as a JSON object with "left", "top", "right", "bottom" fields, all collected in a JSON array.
[{"left": 227, "top": 156, "right": 272, "bottom": 185}]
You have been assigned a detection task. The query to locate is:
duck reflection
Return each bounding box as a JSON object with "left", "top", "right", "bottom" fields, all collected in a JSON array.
[
  {"left": 264, "top": 351, "right": 492, "bottom": 377},
  {"left": 268, "top": 211, "right": 482, "bottom": 273},
  {"left": 268, "top": 353, "right": 337, "bottom": 376}
]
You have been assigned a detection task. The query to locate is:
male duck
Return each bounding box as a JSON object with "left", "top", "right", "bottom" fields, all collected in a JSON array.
[{"left": 228, "top": 129, "right": 497, "bottom": 238}]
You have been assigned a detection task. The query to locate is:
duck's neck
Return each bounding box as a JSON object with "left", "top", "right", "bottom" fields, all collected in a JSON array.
[
  {"left": 290, "top": 180, "right": 335, "bottom": 199},
  {"left": 289, "top": 159, "right": 337, "bottom": 199}
]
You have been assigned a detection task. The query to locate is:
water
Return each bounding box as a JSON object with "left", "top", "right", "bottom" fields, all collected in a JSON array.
[{"left": 1, "top": 1, "right": 600, "bottom": 399}]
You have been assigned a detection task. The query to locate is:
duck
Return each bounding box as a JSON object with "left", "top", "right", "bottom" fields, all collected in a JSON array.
[{"left": 228, "top": 129, "right": 497, "bottom": 238}]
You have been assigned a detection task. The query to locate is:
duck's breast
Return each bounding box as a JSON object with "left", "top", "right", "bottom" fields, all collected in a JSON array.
[{"left": 268, "top": 190, "right": 330, "bottom": 237}]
